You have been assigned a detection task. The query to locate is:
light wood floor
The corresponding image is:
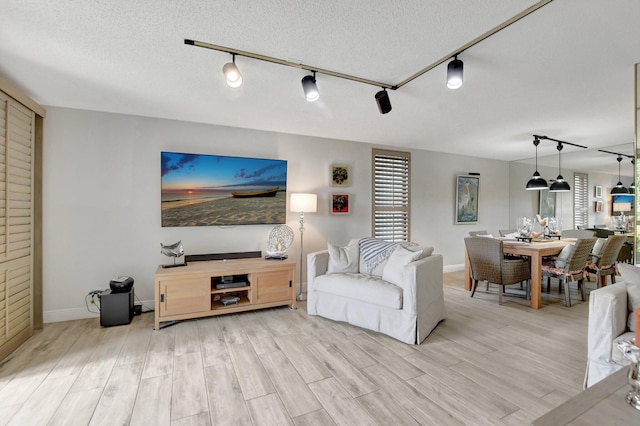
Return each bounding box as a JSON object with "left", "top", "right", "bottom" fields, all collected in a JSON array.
[{"left": 0, "top": 272, "right": 593, "bottom": 425}]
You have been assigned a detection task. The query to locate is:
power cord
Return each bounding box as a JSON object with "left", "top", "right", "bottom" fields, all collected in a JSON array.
[{"left": 85, "top": 289, "right": 103, "bottom": 314}]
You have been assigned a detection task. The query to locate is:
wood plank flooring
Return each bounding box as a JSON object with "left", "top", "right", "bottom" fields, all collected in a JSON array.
[{"left": 0, "top": 271, "right": 593, "bottom": 425}]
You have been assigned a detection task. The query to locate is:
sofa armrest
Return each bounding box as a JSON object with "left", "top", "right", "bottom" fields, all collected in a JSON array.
[
  {"left": 307, "top": 250, "right": 329, "bottom": 290},
  {"left": 588, "top": 283, "right": 629, "bottom": 366},
  {"left": 402, "top": 254, "right": 443, "bottom": 314}
]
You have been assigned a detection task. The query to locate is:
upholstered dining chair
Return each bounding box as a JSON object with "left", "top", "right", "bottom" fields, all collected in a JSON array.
[
  {"left": 464, "top": 237, "right": 531, "bottom": 305},
  {"left": 585, "top": 234, "right": 626, "bottom": 287},
  {"left": 541, "top": 238, "right": 597, "bottom": 307},
  {"left": 561, "top": 229, "right": 595, "bottom": 238},
  {"left": 469, "top": 230, "right": 489, "bottom": 237},
  {"left": 499, "top": 229, "right": 517, "bottom": 237}
]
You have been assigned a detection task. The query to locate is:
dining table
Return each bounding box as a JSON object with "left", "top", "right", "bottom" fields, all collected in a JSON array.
[{"left": 464, "top": 238, "right": 572, "bottom": 309}]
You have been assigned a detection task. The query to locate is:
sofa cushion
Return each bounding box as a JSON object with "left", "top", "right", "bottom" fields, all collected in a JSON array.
[
  {"left": 617, "top": 263, "right": 640, "bottom": 331},
  {"left": 312, "top": 272, "right": 402, "bottom": 309},
  {"left": 327, "top": 242, "right": 359, "bottom": 274},
  {"left": 382, "top": 245, "right": 423, "bottom": 287},
  {"left": 358, "top": 238, "right": 422, "bottom": 277}
]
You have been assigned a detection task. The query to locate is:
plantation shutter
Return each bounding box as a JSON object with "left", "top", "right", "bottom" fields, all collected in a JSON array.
[
  {"left": 573, "top": 172, "right": 588, "bottom": 228},
  {"left": 372, "top": 149, "right": 410, "bottom": 242},
  {"left": 0, "top": 90, "right": 35, "bottom": 360}
]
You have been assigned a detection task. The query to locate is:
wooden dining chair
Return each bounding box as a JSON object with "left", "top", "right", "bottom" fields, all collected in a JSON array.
[
  {"left": 464, "top": 237, "right": 531, "bottom": 305},
  {"left": 541, "top": 238, "right": 597, "bottom": 307},
  {"left": 585, "top": 235, "right": 626, "bottom": 287}
]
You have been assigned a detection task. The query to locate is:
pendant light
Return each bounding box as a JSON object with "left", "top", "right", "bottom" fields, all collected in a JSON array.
[
  {"left": 222, "top": 53, "right": 242, "bottom": 88},
  {"left": 549, "top": 142, "right": 570, "bottom": 192},
  {"left": 611, "top": 155, "right": 629, "bottom": 194},
  {"left": 526, "top": 136, "right": 548, "bottom": 190}
]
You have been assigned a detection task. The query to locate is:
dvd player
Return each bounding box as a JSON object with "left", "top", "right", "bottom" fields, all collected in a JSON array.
[{"left": 215, "top": 281, "right": 247, "bottom": 290}]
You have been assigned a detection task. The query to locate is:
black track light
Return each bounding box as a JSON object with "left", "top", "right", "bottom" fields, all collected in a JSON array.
[
  {"left": 375, "top": 89, "right": 392, "bottom": 114},
  {"left": 447, "top": 55, "right": 463, "bottom": 89},
  {"left": 301, "top": 72, "right": 319, "bottom": 102}
]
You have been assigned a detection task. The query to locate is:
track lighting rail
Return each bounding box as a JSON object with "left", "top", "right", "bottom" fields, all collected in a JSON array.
[
  {"left": 184, "top": 39, "right": 395, "bottom": 90},
  {"left": 532, "top": 135, "right": 588, "bottom": 149},
  {"left": 597, "top": 149, "right": 634, "bottom": 158}
]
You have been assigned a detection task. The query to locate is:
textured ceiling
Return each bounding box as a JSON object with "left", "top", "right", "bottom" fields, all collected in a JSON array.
[{"left": 1, "top": 0, "right": 639, "bottom": 175}]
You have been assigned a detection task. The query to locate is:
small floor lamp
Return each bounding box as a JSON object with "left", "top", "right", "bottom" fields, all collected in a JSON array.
[{"left": 290, "top": 193, "right": 317, "bottom": 301}]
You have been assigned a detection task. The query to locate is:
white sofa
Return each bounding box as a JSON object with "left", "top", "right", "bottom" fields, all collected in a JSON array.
[
  {"left": 586, "top": 263, "right": 640, "bottom": 387},
  {"left": 306, "top": 238, "right": 445, "bottom": 344}
]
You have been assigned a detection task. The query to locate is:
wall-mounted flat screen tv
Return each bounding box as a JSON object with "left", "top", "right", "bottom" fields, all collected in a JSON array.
[{"left": 161, "top": 151, "right": 287, "bottom": 227}]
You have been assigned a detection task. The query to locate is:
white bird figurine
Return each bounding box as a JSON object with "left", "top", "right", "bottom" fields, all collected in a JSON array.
[
  {"left": 160, "top": 240, "right": 185, "bottom": 267},
  {"left": 535, "top": 214, "right": 548, "bottom": 227}
]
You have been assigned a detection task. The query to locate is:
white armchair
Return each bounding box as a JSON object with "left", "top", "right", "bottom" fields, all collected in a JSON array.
[{"left": 586, "top": 283, "right": 634, "bottom": 387}]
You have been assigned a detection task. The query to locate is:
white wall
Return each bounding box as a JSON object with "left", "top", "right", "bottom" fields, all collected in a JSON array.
[{"left": 42, "top": 107, "right": 510, "bottom": 322}]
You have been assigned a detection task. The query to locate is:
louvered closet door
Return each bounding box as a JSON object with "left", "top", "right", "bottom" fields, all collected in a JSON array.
[{"left": 0, "top": 91, "right": 34, "bottom": 360}]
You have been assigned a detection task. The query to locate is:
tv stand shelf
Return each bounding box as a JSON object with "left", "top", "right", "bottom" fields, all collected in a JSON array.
[{"left": 154, "top": 258, "right": 295, "bottom": 330}]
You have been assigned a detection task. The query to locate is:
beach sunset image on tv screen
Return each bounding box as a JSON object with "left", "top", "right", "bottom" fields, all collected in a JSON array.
[{"left": 161, "top": 152, "right": 287, "bottom": 227}]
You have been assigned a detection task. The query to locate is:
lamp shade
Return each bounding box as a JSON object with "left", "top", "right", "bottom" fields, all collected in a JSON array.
[
  {"left": 611, "top": 183, "right": 629, "bottom": 195},
  {"left": 290, "top": 193, "right": 317, "bottom": 213},
  {"left": 526, "top": 171, "right": 548, "bottom": 190},
  {"left": 549, "top": 176, "right": 570, "bottom": 192}
]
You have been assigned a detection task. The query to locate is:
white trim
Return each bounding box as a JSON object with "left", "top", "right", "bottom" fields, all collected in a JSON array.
[
  {"left": 44, "top": 300, "right": 155, "bottom": 323},
  {"left": 444, "top": 263, "right": 465, "bottom": 273}
]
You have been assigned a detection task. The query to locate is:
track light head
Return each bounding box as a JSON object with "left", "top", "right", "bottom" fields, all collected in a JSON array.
[
  {"left": 301, "top": 73, "right": 319, "bottom": 102},
  {"left": 375, "top": 89, "right": 392, "bottom": 114},
  {"left": 222, "top": 54, "right": 242, "bottom": 88},
  {"left": 447, "top": 56, "right": 464, "bottom": 89}
]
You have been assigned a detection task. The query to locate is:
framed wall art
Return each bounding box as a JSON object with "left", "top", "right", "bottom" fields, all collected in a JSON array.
[
  {"left": 331, "top": 165, "right": 350, "bottom": 186},
  {"left": 455, "top": 175, "right": 479, "bottom": 224},
  {"left": 331, "top": 193, "right": 350, "bottom": 215},
  {"left": 594, "top": 185, "right": 603, "bottom": 198},
  {"left": 594, "top": 200, "right": 604, "bottom": 213},
  {"left": 539, "top": 188, "right": 556, "bottom": 218}
]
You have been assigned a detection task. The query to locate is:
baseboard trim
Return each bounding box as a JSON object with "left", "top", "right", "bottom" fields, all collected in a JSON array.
[
  {"left": 444, "top": 264, "right": 465, "bottom": 273},
  {"left": 44, "top": 299, "right": 155, "bottom": 323}
]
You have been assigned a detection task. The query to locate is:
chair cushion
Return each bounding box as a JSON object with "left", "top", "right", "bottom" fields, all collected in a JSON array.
[
  {"left": 592, "top": 238, "right": 607, "bottom": 256},
  {"left": 327, "top": 242, "right": 359, "bottom": 273},
  {"left": 554, "top": 243, "right": 574, "bottom": 268},
  {"left": 382, "top": 245, "right": 423, "bottom": 287},
  {"left": 312, "top": 273, "right": 403, "bottom": 309}
]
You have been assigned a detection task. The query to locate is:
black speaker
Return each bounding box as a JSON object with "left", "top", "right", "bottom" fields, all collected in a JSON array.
[{"left": 100, "top": 288, "right": 134, "bottom": 327}]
